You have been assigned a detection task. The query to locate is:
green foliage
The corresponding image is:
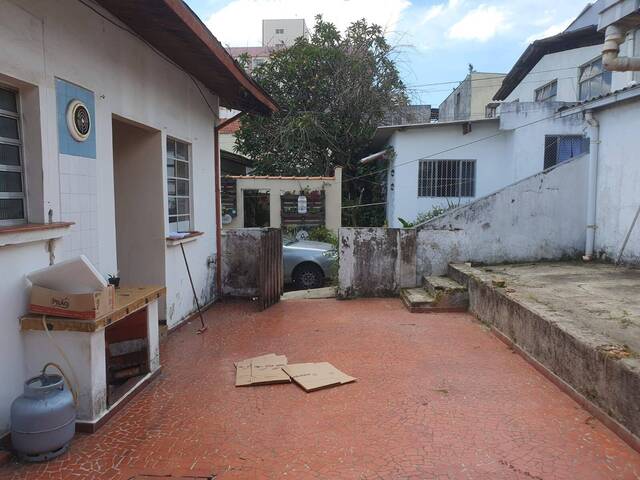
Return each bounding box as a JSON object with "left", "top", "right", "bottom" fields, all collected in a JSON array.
[
  {"left": 308, "top": 226, "right": 338, "bottom": 248},
  {"left": 398, "top": 201, "right": 461, "bottom": 228},
  {"left": 235, "top": 16, "right": 407, "bottom": 227}
]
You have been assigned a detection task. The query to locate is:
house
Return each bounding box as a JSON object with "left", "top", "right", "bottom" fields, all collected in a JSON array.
[
  {"left": 372, "top": 4, "right": 621, "bottom": 228},
  {"left": 0, "top": 0, "right": 275, "bottom": 436},
  {"left": 438, "top": 71, "right": 506, "bottom": 122}
]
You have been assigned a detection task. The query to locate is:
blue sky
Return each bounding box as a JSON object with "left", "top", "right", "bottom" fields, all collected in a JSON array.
[{"left": 186, "top": 0, "right": 590, "bottom": 106}]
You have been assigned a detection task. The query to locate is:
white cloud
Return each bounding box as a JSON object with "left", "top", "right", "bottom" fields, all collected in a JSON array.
[
  {"left": 447, "top": 4, "right": 509, "bottom": 42},
  {"left": 205, "top": 0, "right": 411, "bottom": 47},
  {"left": 525, "top": 18, "right": 573, "bottom": 43}
]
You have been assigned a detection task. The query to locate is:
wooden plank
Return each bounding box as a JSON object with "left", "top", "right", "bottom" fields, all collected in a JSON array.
[{"left": 21, "top": 285, "right": 166, "bottom": 332}]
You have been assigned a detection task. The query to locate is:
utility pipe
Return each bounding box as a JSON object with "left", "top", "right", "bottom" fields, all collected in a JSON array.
[
  {"left": 583, "top": 110, "right": 599, "bottom": 261},
  {"left": 602, "top": 24, "right": 640, "bottom": 72}
]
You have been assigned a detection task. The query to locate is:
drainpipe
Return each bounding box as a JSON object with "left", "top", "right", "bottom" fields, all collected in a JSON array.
[
  {"left": 583, "top": 110, "right": 599, "bottom": 261},
  {"left": 602, "top": 24, "right": 640, "bottom": 72}
]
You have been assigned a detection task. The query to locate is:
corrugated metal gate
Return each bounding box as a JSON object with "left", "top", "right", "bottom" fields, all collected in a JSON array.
[{"left": 258, "top": 228, "right": 283, "bottom": 310}]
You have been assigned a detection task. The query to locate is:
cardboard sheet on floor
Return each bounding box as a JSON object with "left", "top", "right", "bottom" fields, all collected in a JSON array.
[
  {"left": 235, "top": 353, "right": 290, "bottom": 386},
  {"left": 282, "top": 362, "right": 356, "bottom": 392}
]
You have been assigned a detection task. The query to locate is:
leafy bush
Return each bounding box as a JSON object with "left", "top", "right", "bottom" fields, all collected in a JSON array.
[{"left": 398, "top": 201, "right": 461, "bottom": 228}]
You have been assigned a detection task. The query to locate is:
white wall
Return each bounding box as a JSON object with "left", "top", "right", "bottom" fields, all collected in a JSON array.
[
  {"left": 0, "top": 0, "right": 222, "bottom": 433},
  {"left": 417, "top": 155, "right": 588, "bottom": 277},
  {"left": 505, "top": 45, "right": 603, "bottom": 103},
  {"left": 593, "top": 101, "right": 640, "bottom": 262},
  {"left": 386, "top": 120, "right": 509, "bottom": 227}
]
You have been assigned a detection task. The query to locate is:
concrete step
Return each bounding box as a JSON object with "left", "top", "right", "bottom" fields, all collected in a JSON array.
[
  {"left": 423, "top": 275, "right": 469, "bottom": 310},
  {"left": 400, "top": 288, "right": 434, "bottom": 311}
]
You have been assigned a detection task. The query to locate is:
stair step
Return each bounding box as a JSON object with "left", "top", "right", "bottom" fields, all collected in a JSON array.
[
  {"left": 423, "top": 275, "right": 467, "bottom": 295},
  {"left": 400, "top": 288, "right": 434, "bottom": 308}
]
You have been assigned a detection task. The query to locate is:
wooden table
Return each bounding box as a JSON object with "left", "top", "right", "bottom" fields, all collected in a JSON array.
[{"left": 20, "top": 285, "right": 165, "bottom": 332}]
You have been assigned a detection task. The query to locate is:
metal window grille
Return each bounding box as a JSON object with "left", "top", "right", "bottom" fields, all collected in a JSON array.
[
  {"left": 535, "top": 80, "right": 558, "bottom": 102},
  {"left": 543, "top": 135, "right": 590, "bottom": 170},
  {"left": 418, "top": 160, "right": 475, "bottom": 198},
  {"left": 0, "top": 86, "right": 25, "bottom": 226},
  {"left": 578, "top": 57, "right": 612, "bottom": 101},
  {"left": 167, "top": 137, "right": 192, "bottom": 233}
]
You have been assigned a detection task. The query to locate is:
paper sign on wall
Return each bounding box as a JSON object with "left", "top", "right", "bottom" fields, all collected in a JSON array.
[{"left": 297, "top": 195, "right": 307, "bottom": 214}]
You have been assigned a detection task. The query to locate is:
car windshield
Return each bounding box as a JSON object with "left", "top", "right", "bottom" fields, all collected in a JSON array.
[{"left": 283, "top": 236, "right": 297, "bottom": 246}]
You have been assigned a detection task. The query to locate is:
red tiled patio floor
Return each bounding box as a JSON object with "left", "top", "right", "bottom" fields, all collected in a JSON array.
[{"left": 2, "top": 298, "right": 640, "bottom": 480}]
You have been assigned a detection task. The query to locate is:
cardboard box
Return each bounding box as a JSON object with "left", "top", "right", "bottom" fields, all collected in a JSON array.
[
  {"left": 235, "top": 353, "right": 291, "bottom": 387},
  {"left": 29, "top": 284, "right": 115, "bottom": 320},
  {"left": 282, "top": 362, "right": 356, "bottom": 392}
]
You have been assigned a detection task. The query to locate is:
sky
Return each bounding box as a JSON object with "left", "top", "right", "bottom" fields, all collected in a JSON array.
[{"left": 185, "top": 0, "right": 590, "bottom": 106}]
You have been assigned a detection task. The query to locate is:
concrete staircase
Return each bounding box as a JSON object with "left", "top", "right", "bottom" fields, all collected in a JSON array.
[{"left": 400, "top": 275, "right": 469, "bottom": 313}]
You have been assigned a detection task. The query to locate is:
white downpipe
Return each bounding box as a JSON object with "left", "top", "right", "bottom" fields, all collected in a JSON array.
[
  {"left": 602, "top": 24, "right": 640, "bottom": 72},
  {"left": 583, "top": 111, "right": 599, "bottom": 261}
]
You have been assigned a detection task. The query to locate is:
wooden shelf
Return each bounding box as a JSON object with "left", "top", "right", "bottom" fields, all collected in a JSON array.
[{"left": 21, "top": 285, "right": 166, "bottom": 333}]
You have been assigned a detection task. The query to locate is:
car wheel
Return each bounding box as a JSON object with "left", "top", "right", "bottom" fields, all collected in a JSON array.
[{"left": 293, "top": 263, "right": 324, "bottom": 290}]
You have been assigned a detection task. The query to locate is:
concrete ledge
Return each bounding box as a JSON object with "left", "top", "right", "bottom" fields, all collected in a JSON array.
[{"left": 449, "top": 263, "right": 640, "bottom": 446}]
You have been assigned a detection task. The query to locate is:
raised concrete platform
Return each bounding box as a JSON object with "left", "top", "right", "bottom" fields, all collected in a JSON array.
[{"left": 449, "top": 261, "right": 640, "bottom": 444}]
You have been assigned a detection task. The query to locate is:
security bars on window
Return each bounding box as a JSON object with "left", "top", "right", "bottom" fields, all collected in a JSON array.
[
  {"left": 167, "top": 137, "right": 192, "bottom": 233},
  {"left": 0, "top": 86, "right": 25, "bottom": 226},
  {"left": 418, "top": 160, "right": 476, "bottom": 198}
]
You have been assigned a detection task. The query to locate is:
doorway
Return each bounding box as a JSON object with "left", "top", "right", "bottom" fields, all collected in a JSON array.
[
  {"left": 244, "top": 189, "right": 270, "bottom": 227},
  {"left": 112, "top": 116, "right": 165, "bottom": 297}
]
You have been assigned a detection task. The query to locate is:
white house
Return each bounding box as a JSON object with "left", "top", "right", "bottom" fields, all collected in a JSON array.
[
  {"left": 0, "top": 0, "right": 275, "bottom": 436},
  {"left": 373, "top": 5, "right": 615, "bottom": 228}
]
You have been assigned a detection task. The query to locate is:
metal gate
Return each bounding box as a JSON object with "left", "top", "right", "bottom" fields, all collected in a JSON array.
[{"left": 258, "top": 228, "right": 283, "bottom": 310}]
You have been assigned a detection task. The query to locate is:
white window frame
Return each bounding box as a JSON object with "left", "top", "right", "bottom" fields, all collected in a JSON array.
[
  {"left": 0, "top": 85, "right": 26, "bottom": 226},
  {"left": 535, "top": 79, "right": 558, "bottom": 102},
  {"left": 166, "top": 137, "right": 193, "bottom": 233},
  {"left": 578, "top": 56, "right": 612, "bottom": 101},
  {"left": 418, "top": 159, "right": 476, "bottom": 198}
]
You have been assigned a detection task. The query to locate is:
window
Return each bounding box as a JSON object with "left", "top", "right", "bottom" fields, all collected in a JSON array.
[
  {"left": 418, "top": 160, "right": 476, "bottom": 198},
  {"left": 275, "top": 28, "right": 284, "bottom": 34},
  {"left": 578, "top": 57, "right": 612, "bottom": 101},
  {"left": 535, "top": 80, "right": 558, "bottom": 102},
  {"left": 167, "top": 138, "right": 192, "bottom": 233},
  {"left": 543, "top": 135, "right": 589, "bottom": 169},
  {"left": 0, "top": 86, "right": 25, "bottom": 226}
]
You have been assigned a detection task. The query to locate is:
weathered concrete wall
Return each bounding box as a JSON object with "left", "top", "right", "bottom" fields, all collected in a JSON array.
[
  {"left": 338, "top": 228, "right": 417, "bottom": 298},
  {"left": 417, "top": 155, "right": 588, "bottom": 277},
  {"left": 221, "top": 229, "right": 262, "bottom": 297}
]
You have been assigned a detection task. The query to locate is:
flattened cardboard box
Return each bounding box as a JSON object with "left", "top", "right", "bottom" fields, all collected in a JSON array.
[
  {"left": 235, "top": 353, "right": 290, "bottom": 387},
  {"left": 282, "top": 362, "right": 356, "bottom": 392},
  {"left": 30, "top": 285, "right": 115, "bottom": 320}
]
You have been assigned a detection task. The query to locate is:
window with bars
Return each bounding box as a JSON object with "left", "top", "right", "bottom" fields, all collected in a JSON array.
[
  {"left": 0, "top": 86, "right": 25, "bottom": 226},
  {"left": 578, "top": 57, "right": 612, "bottom": 101},
  {"left": 535, "top": 80, "right": 557, "bottom": 102},
  {"left": 543, "top": 135, "right": 589, "bottom": 169},
  {"left": 167, "top": 137, "right": 192, "bottom": 233},
  {"left": 418, "top": 160, "right": 476, "bottom": 198}
]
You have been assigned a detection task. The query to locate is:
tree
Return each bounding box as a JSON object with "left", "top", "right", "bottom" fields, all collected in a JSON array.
[{"left": 234, "top": 16, "right": 407, "bottom": 226}]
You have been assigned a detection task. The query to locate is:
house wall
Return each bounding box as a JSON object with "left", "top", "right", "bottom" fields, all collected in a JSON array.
[
  {"left": 439, "top": 73, "right": 505, "bottom": 122},
  {"left": 386, "top": 120, "right": 509, "bottom": 227},
  {"left": 262, "top": 19, "right": 307, "bottom": 47},
  {"left": 416, "top": 155, "right": 588, "bottom": 277},
  {"left": 504, "top": 45, "right": 614, "bottom": 103},
  {"left": 593, "top": 101, "right": 640, "bottom": 263},
  {"left": 0, "top": 0, "right": 221, "bottom": 434},
  {"left": 225, "top": 168, "right": 342, "bottom": 232}
]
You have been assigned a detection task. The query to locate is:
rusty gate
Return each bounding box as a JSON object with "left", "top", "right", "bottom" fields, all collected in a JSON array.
[{"left": 257, "top": 228, "right": 283, "bottom": 310}]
